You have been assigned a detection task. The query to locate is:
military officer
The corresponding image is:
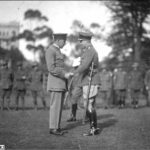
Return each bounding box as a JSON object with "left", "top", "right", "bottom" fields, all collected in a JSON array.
[
  {"left": 99, "top": 64, "right": 112, "bottom": 109},
  {"left": 71, "top": 32, "right": 100, "bottom": 136},
  {"left": 13, "top": 62, "right": 27, "bottom": 111},
  {"left": 129, "top": 62, "right": 144, "bottom": 108},
  {"left": 113, "top": 64, "right": 127, "bottom": 108},
  {"left": 0, "top": 60, "right": 13, "bottom": 110},
  {"left": 144, "top": 67, "right": 150, "bottom": 106},
  {"left": 67, "top": 44, "right": 83, "bottom": 122},
  {"left": 45, "top": 33, "right": 73, "bottom": 136},
  {"left": 29, "top": 63, "right": 47, "bottom": 110}
]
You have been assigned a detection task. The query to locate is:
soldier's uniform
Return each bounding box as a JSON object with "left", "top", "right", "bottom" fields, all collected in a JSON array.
[
  {"left": 99, "top": 65, "right": 112, "bottom": 109},
  {"left": 71, "top": 32, "right": 100, "bottom": 136},
  {"left": 113, "top": 64, "right": 127, "bottom": 108},
  {"left": 29, "top": 63, "right": 46, "bottom": 110},
  {"left": 0, "top": 61, "right": 13, "bottom": 110},
  {"left": 45, "top": 33, "right": 69, "bottom": 135},
  {"left": 13, "top": 62, "right": 27, "bottom": 110},
  {"left": 144, "top": 69, "right": 150, "bottom": 106},
  {"left": 66, "top": 58, "right": 81, "bottom": 122},
  {"left": 129, "top": 63, "right": 144, "bottom": 108}
]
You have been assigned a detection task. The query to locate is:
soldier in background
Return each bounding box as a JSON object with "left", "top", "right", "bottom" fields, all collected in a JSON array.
[
  {"left": 29, "top": 63, "right": 47, "bottom": 110},
  {"left": 67, "top": 44, "right": 82, "bottom": 122},
  {"left": 129, "top": 62, "right": 144, "bottom": 108},
  {"left": 13, "top": 62, "right": 27, "bottom": 111},
  {"left": 0, "top": 60, "right": 13, "bottom": 110},
  {"left": 113, "top": 64, "right": 127, "bottom": 108},
  {"left": 99, "top": 64, "right": 112, "bottom": 109},
  {"left": 144, "top": 67, "right": 150, "bottom": 106}
]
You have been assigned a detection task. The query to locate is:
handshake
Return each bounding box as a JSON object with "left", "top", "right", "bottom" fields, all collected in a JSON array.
[{"left": 64, "top": 72, "right": 74, "bottom": 79}]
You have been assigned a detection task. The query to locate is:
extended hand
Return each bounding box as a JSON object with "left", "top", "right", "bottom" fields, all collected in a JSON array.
[{"left": 65, "top": 72, "right": 74, "bottom": 79}]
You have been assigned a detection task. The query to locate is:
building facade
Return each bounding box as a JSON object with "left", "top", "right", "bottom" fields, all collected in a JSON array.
[{"left": 0, "top": 21, "right": 19, "bottom": 50}]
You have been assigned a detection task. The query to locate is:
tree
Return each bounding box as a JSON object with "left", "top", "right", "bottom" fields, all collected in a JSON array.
[
  {"left": 105, "top": 0, "right": 150, "bottom": 63},
  {"left": 18, "top": 9, "right": 53, "bottom": 62}
]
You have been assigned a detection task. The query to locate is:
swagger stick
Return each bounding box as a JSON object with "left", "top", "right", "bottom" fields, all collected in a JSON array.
[{"left": 63, "top": 76, "right": 74, "bottom": 108}]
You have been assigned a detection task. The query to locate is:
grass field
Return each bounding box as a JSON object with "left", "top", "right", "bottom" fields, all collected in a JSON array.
[{"left": 0, "top": 94, "right": 150, "bottom": 150}]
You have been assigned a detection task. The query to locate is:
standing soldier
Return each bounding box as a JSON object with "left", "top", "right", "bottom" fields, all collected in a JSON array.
[
  {"left": 14, "top": 62, "right": 27, "bottom": 111},
  {"left": 144, "top": 67, "right": 150, "bottom": 106},
  {"left": 29, "top": 63, "right": 47, "bottom": 110},
  {"left": 99, "top": 64, "right": 112, "bottom": 109},
  {"left": 71, "top": 32, "right": 100, "bottom": 136},
  {"left": 66, "top": 45, "right": 82, "bottom": 122},
  {"left": 129, "top": 62, "right": 144, "bottom": 108},
  {"left": 0, "top": 60, "right": 13, "bottom": 110},
  {"left": 45, "top": 33, "right": 73, "bottom": 136},
  {"left": 113, "top": 64, "right": 127, "bottom": 108}
]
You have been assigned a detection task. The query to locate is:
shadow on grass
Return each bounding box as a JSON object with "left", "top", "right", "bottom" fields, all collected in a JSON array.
[
  {"left": 65, "top": 113, "right": 115, "bottom": 131},
  {"left": 97, "top": 118, "right": 118, "bottom": 134}
]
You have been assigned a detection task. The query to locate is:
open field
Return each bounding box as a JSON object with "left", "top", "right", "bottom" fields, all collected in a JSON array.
[{"left": 0, "top": 95, "right": 150, "bottom": 150}]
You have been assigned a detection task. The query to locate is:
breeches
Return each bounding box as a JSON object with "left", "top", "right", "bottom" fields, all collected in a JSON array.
[
  {"left": 71, "top": 85, "right": 98, "bottom": 105},
  {"left": 115, "top": 89, "right": 126, "bottom": 100},
  {"left": 14, "top": 89, "right": 26, "bottom": 104},
  {"left": 131, "top": 89, "right": 140, "bottom": 101},
  {"left": 1, "top": 89, "right": 12, "bottom": 99},
  {"left": 100, "top": 90, "right": 111, "bottom": 104}
]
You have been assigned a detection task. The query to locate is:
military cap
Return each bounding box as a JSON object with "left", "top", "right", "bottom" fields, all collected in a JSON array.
[
  {"left": 17, "top": 61, "right": 23, "bottom": 67},
  {"left": 53, "top": 33, "right": 67, "bottom": 40},
  {"left": 78, "top": 32, "right": 93, "bottom": 41}
]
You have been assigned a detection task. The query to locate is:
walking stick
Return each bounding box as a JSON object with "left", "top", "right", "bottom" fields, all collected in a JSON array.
[
  {"left": 82, "top": 62, "right": 94, "bottom": 124},
  {"left": 63, "top": 76, "right": 74, "bottom": 108}
]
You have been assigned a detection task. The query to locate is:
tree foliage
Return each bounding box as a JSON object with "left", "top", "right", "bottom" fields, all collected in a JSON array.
[
  {"left": 18, "top": 9, "right": 53, "bottom": 62},
  {"left": 105, "top": 0, "right": 150, "bottom": 65}
]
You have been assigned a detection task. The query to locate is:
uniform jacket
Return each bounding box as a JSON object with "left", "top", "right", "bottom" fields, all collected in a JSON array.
[
  {"left": 128, "top": 69, "right": 144, "bottom": 90},
  {"left": 0, "top": 68, "right": 13, "bottom": 89},
  {"left": 29, "top": 69, "right": 43, "bottom": 91},
  {"left": 113, "top": 70, "right": 127, "bottom": 90},
  {"left": 74, "top": 44, "right": 100, "bottom": 86},
  {"left": 45, "top": 44, "right": 67, "bottom": 91},
  {"left": 14, "top": 69, "right": 26, "bottom": 90},
  {"left": 144, "top": 70, "right": 150, "bottom": 89},
  {"left": 99, "top": 71, "right": 112, "bottom": 91}
]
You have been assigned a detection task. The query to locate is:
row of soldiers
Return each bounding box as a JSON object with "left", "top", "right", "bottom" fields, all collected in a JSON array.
[
  {"left": 0, "top": 61, "right": 47, "bottom": 111},
  {"left": 99, "top": 62, "right": 150, "bottom": 109}
]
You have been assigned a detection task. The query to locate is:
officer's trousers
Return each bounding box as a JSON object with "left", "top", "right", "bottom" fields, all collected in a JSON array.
[{"left": 49, "top": 91, "right": 65, "bottom": 130}]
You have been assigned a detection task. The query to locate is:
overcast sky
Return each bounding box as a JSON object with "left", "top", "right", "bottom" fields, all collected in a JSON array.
[{"left": 0, "top": 1, "right": 112, "bottom": 61}]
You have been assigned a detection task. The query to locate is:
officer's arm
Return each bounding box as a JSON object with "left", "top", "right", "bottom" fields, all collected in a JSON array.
[
  {"left": 74, "top": 50, "right": 94, "bottom": 74},
  {"left": 46, "top": 48, "right": 66, "bottom": 79}
]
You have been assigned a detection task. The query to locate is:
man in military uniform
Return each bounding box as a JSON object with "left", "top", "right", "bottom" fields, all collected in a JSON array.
[
  {"left": 14, "top": 62, "right": 27, "bottom": 111},
  {"left": 66, "top": 44, "right": 83, "bottom": 122},
  {"left": 129, "top": 62, "right": 144, "bottom": 108},
  {"left": 29, "top": 63, "right": 47, "bottom": 110},
  {"left": 99, "top": 64, "right": 112, "bottom": 109},
  {"left": 144, "top": 67, "right": 150, "bottom": 106},
  {"left": 0, "top": 60, "right": 13, "bottom": 110},
  {"left": 45, "top": 33, "right": 73, "bottom": 136},
  {"left": 71, "top": 32, "right": 100, "bottom": 136},
  {"left": 113, "top": 64, "right": 127, "bottom": 108}
]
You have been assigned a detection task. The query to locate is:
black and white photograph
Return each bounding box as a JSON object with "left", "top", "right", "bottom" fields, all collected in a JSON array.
[{"left": 0, "top": 1, "right": 150, "bottom": 150}]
